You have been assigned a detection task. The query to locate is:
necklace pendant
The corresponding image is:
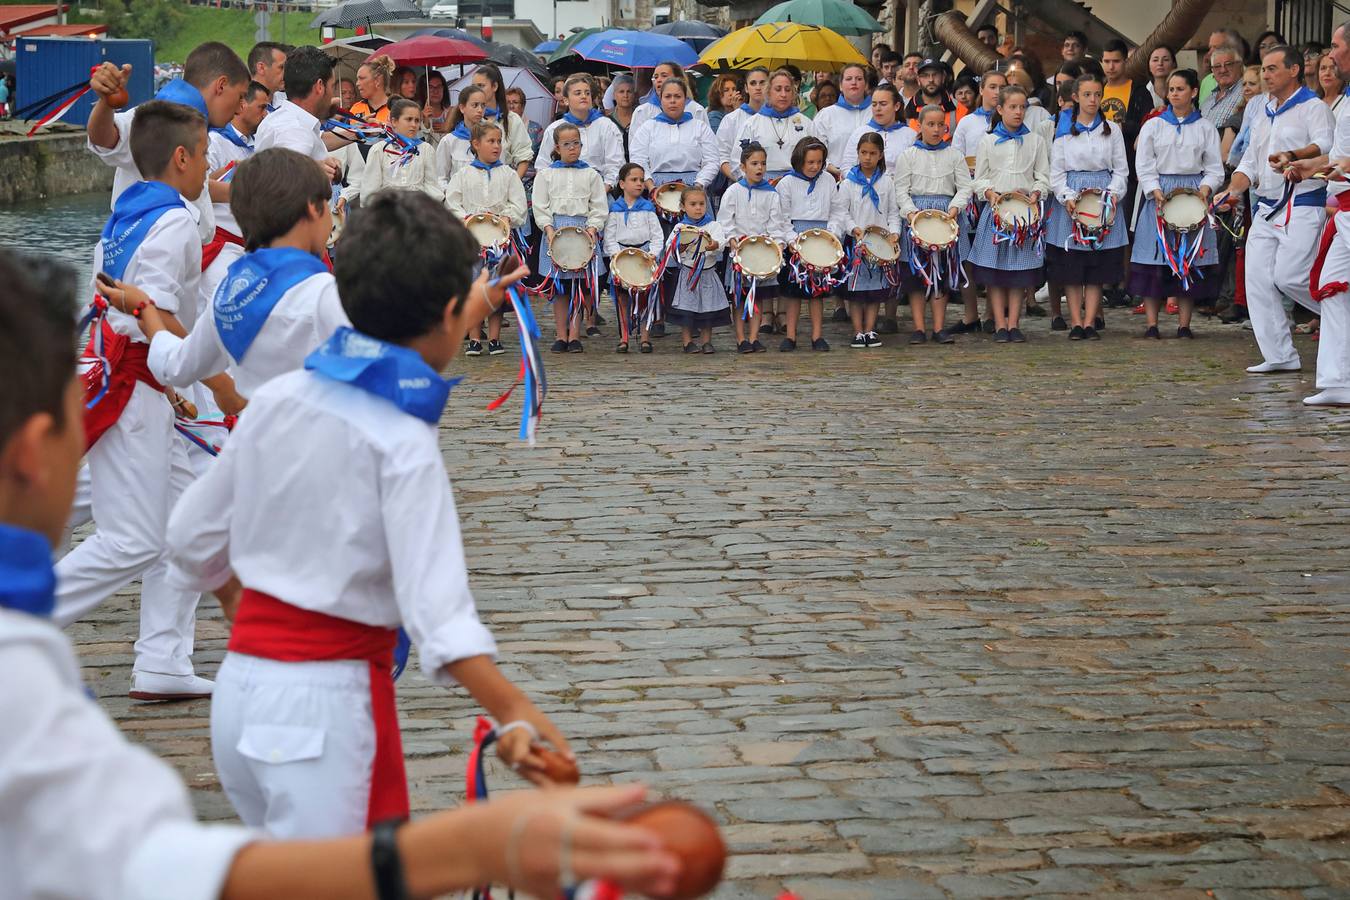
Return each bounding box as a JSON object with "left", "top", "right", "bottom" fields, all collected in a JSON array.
[{"left": 777, "top": 138, "right": 785, "bottom": 148}]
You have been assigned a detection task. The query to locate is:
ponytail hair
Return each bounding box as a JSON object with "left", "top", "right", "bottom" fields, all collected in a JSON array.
[{"left": 1068, "top": 73, "right": 1111, "bottom": 137}]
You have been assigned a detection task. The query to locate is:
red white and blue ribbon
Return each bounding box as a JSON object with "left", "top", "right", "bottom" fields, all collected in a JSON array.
[
  {"left": 78, "top": 297, "right": 113, "bottom": 409},
  {"left": 1070, "top": 191, "right": 1116, "bottom": 249},
  {"left": 1154, "top": 209, "right": 1208, "bottom": 291},
  {"left": 16, "top": 71, "right": 95, "bottom": 137},
  {"left": 486, "top": 282, "right": 547, "bottom": 445}
]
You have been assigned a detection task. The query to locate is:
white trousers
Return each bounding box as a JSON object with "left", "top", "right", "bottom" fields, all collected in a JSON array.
[
  {"left": 199, "top": 242, "right": 244, "bottom": 320},
  {"left": 1244, "top": 205, "right": 1324, "bottom": 367},
  {"left": 54, "top": 382, "right": 202, "bottom": 677},
  {"left": 1314, "top": 210, "right": 1350, "bottom": 392},
  {"left": 211, "top": 652, "right": 375, "bottom": 839}
]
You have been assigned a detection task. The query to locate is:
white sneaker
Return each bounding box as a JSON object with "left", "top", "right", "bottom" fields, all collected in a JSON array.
[
  {"left": 1303, "top": 390, "right": 1350, "bottom": 406},
  {"left": 1246, "top": 361, "right": 1301, "bottom": 374},
  {"left": 130, "top": 672, "right": 214, "bottom": 701}
]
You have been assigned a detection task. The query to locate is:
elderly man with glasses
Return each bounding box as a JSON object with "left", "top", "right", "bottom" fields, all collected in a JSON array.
[{"left": 1203, "top": 46, "right": 1246, "bottom": 126}]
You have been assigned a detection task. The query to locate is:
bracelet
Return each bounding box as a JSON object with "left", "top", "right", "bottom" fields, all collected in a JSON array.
[
  {"left": 370, "top": 819, "right": 409, "bottom": 900},
  {"left": 496, "top": 719, "right": 540, "bottom": 742}
]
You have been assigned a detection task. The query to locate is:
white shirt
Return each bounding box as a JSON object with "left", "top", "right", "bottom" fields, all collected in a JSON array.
[
  {"left": 812, "top": 101, "right": 871, "bottom": 172},
  {"left": 1024, "top": 104, "right": 1052, "bottom": 133},
  {"left": 92, "top": 203, "right": 202, "bottom": 340},
  {"left": 630, "top": 95, "right": 709, "bottom": 134},
  {"left": 716, "top": 104, "right": 758, "bottom": 179},
  {"left": 334, "top": 142, "right": 366, "bottom": 204},
  {"left": 829, "top": 172, "right": 903, "bottom": 235},
  {"left": 534, "top": 115, "right": 625, "bottom": 186},
  {"left": 1134, "top": 115, "right": 1225, "bottom": 197},
  {"left": 1049, "top": 121, "right": 1129, "bottom": 203},
  {"left": 734, "top": 108, "right": 814, "bottom": 174},
  {"left": 444, "top": 163, "right": 527, "bottom": 227},
  {"left": 776, "top": 172, "right": 834, "bottom": 224},
  {"left": 147, "top": 269, "right": 349, "bottom": 398},
  {"left": 254, "top": 98, "right": 327, "bottom": 161},
  {"left": 629, "top": 115, "right": 720, "bottom": 186},
  {"left": 1330, "top": 97, "right": 1350, "bottom": 197},
  {"left": 434, "top": 130, "right": 474, "bottom": 183},
  {"left": 0, "top": 608, "right": 255, "bottom": 900},
  {"left": 89, "top": 108, "right": 215, "bottom": 243},
  {"left": 716, "top": 181, "right": 793, "bottom": 244},
  {"left": 953, "top": 109, "right": 994, "bottom": 159},
  {"left": 166, "top": 368, "right": 499, "bottom": 681},
  {"left": 838, "top": 122, "right": 919, "bottom": 173},
  {"left": 603, "top": 206, "right": 664, "bottom": 257},
  {"left": 531, "top": 164, "right": 608, "bottom": 231},
  {"left": 894, "top": 144, "right": 974, "bottom": 217},
  {"left": 361, "top": 140, "right": 443, "bottom": 202},
  {"left": 973, "top": 130, "right": 1051, "bottom": 200},
  {"left": 486, "top": 110, "right": 535, "bottom": 169},
  {"left": 1236, "top": 91, "right": 1334, "bottom": 201},
  {"left": 207, "top": 127, "right": 254, "bottom": 237}
]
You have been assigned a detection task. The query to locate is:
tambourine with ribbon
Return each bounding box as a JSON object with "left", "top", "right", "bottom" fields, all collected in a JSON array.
[
  {"left": 906, "top": 209, "right": 964, "bottom": 297},
  {"left": 729, "top": 235, "right": 782, "bottom": 320},
  {"left": 545, "top": 226, "right": 601, "bottom": 321},
  {"left": 1154, "top": 187, "right": 1212, "bottom": 291},
  {"left": 992, "top": 191, "right": 1044, "bottom": 248},
  {"left": 1069, "top": 188, "right": 1116, "bottom": 248},
  {"left": 788, "top": 228, "right": 845, "bottom": 297},
  {"left": 609, "top": 247, "right": 660, "bottom": 340}
]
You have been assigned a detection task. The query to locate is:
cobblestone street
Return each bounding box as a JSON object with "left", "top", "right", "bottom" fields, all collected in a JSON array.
[{"left": 70, "top": 312, "right": 1350, "bottom": 898}]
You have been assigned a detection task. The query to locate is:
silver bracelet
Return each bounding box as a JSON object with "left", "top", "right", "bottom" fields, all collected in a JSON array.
[
  {"left": 496, "top": 719, "right": 540, "bottom": 742},
  {"left": 504, "top": 809, "right": 536, "bottom": 890},
  {"left": 557, "top": 812, "right": 578, "bottom": 893}
]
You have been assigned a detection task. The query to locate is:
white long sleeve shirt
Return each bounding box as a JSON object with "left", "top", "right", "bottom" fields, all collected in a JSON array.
[
  {"left": 531, "top": 164, "right": 608, "bottom": 231},
  {"left": 485, "top": 110, "right": 534, "bottom": 168},
  {"left": 952, "top": 108, "right": 994, "bottom": 159},
  {"left": 334, "top": 142, "right": 366, "bottom": 204},
  {"left": 893, "top": 144, "right": 974, "bottom": 217},
  {"left": 776, "top": 171, "right": 834, "bottom": 225},
  {"left": 733, "top": 108, "right": 815, "bottom": 174},
  {"left": 1330, "top": 99, "right": 1350, "bottom": 198},
  {"left": 147, "top": 270, "right": 349, "bottom": 398},
  {"left": 207, "top": 127, "right": 253, "bottom": 237},
  {"left": 92, "top": 204, "right": 202, "bottom": 340},
  {"left": 534, "top": 115, "right": 625, "bottom": 186},
  {"left": 1134, "top": 115, "right": 1225, "bottom": 197},
  {"left": 716, "top": 181, "right": 793, "bottom": 244},
  {"left": 629, "top": 115, "right": 720, "bottom": 186},
  {"left": 829, "top": 173, "right": 903, "bottom": 236},
  {"left": 838, "top": 122, "right": 918, "bottom": 173},
  {"left": 254, "top": 99, "right": 327, "bottom": 161},
  {"left": 603, "top": 207, "right": 664, "bottom": 257},
  {"left": 166, "top": 368, "right": 499, "bottom": 681},
  {"left": 630, "top": 95, "right": 709, "bottom": 134},
  {"left": 1049, "top": 122, "right": 1129, "bottom": 203},
  {"left": 444, "top": 163, "right": 527, "bottom": 228},
  {"left": 434, "top": 131, "right": 474, "bottom": 183},
  {"left": 89, "top": 109, "right": 215, "bottom": 242},
  {"left": 811, "top": 102, "right": 871, "bottom": 172},
  {"left": 361, "top": 140, "right": 443, "bottom": 202},
  {"left": 1236, "top": 92, "right": 1335, "bottom": 201},
  {"left": 972, "top": 131, "right": 1051, "bottom": 200}
]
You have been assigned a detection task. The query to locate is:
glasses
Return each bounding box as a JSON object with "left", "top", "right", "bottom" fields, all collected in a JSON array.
[
  {"left": 1212, "top": 61, "right": 1240, "bottom": 70},
  {"left": 558, "top": 140, "right": 581, "bottom": 149}
]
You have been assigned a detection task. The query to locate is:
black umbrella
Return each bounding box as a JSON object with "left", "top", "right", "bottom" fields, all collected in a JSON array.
[
  {"left": 482, "top": 42, "right": 550, "bottom": 78},
  {"left": 310, "top": 0, "right": 424, "bottom": 31},
  {"left": 650, "top": 21, "right": 727, "bottom": 40},
  {"left": 412, "top": 26, "right": 489, "bottom": 50}
]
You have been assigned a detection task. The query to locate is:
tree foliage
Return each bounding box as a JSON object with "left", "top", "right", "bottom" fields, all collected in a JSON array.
[{"left": 103, "top": 0, "right": 186, "bottom": 47}]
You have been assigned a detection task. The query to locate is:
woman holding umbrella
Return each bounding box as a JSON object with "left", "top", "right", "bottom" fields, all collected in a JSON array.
[
  {"left": 630, "top": 62, "right": 709, "bottom": 134},
  {"left": 473, "top": 63, "right": 534, "bottom": 179},
  {"left": 418, "top": 71, "right": 453, "bottom": 139}
]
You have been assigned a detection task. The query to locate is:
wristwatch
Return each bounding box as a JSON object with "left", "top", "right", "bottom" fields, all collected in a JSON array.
[{"left": 371, "top": 819, "right": 409, "bottom": 900}]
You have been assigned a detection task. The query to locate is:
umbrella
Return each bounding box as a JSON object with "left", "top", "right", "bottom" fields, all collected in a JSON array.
[
  {"left": 320, "top": 34, "right": 391, "bottom": 84},
  {"left": 698, "top": 23, "right": 868, "bottom": 73},
  {"left": 650, "top": 21, "right": 728, "bottom": 52},
  {"left": 534, "top": 40, "right": 560, "bottom": 54},
  {"left": 754, "top": 0, "right": 884, "bottom": 36},
  {"left": 310, "top": 0, "right": 423, "bottom": 30},
  {"left": 444, "top": 64, "right": 553, "bottom": 132},
  {"left": 482, "top": 42, "right": 550, "bottom": 78},
  {"left": 413, "top": 26, "right": 489, "bottom": 50},
  {"left": 381, "top": 35, "right": 486, "bottom": 67},
  {"left": 546, "top": 26, "right": 606, "bottom": 64},
  {"left": 568, "top": 29, "right": 699, "bottom": 69}
]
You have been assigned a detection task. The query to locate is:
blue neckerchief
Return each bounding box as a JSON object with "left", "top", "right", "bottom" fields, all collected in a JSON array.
[
  {"left": 738, "top": 177, "right": 775, "bottom": 192},
  {"left": 0, "top": 524, "right": 56, "bottom": 619},
  {"left": 213, "top": 247, "right": 329, "bottom": 363},
  {"left": 867, "top": 118, "right": 905, "bottom": 133},
  {"left": 1161, "top": 106, "right": 1202, "bottom": 133},
  {"left": 1054, "top": 111, "right": 1102, "bottom": 139},
  {"left": 484, "top": 106, "right": 500, "bottom": 119},
  {"left": 471, "top": 159, "right": 503, "bottom": 172},
  {"left": 610, "top": 195, "right": 656, "bottom": 221},
  {"left": 758, "top": 105, "right": 800, "bottom": 119},
  {"left": 738, "top": 103, "right": 757, "bottom": 115},
  {"left": 654, "top": 111, "right": 692, "bottom": 125},
  {"left": 155, "top": 78, "right": 208, "bottom": 118},
  {"left": 100, "top": 181, "right": 186, "bottom": 282},
  {"left": 973, "top": 106, "right": 993, "bottom": 119},
  {"left": 784, "top": 169, "right": 822, "bottom": 194},
  {"left": 550, "top": 159, "right": 590, "bottom": 169},
  {"left": 846, "top": 165, "right": 882, "bottom": 211},
  {"left": 993, "top": 122, "right": 1030, "bottom": 144},
  {"left": 836, "top": 96, "right": 869, "bottom": 112},
  {"left": 304, "top": 327, "right": 462, "bottom": 424},
  {"left": 212, "top": 122, "right": 253, "bottom": 151},
  {"left": 451, "top": 121, "right": 471, "bottom": 140},
  {"left": 1266, "top": 86, "right": 1317, "bottom": 119},
  {"left": 562, "top": 108, "right": 603, "bottom": 127},
  {"left": 914, "top": 139, "right": 951, "bottom": 151},
  {"left": 645, "top": 92, "right": 662, "bottom": 107},
  {"left": 679, "top": 212, "right": 713, "bottom": 227}
]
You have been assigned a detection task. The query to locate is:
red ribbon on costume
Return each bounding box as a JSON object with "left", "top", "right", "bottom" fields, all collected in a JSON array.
[
  {"left": 201, "top": 226, "right": 245, "bottom": 272},
  {"left": 1309, "top": 192, "right": 1350, "bottom": 301},
  {"left": 229, "top": 589, "right": 407, "bottom": 827},
  {"left": 81, "top": 317, "right": 163, "bottom": 451}
]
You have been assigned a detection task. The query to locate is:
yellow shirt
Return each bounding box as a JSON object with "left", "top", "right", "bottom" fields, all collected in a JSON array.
[{"left": 1101, "top": 82, "right": 1131, "bottom": 124}]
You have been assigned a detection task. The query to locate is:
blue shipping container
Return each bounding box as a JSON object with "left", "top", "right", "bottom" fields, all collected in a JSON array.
[{"left": 16, "top": 37, "right": 154, "bottom": 130}]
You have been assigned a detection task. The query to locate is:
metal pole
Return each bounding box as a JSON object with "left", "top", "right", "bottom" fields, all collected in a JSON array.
[{"left": 553, "top": 0, "right": 558, "bottom": 39}]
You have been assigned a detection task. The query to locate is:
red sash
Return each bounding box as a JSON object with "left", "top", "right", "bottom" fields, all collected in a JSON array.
[
  {"left": 201, "top": 226, "right": 245, "bottom": 272},
  {"left": 81, "top": 319, "right": 163, "bottom": 451},
  {"left": 228, "top": 589, "right": 408, "bottom": 826},
  {"left": 1309, "top": 191, "right": 1350, "bottom": 302}
]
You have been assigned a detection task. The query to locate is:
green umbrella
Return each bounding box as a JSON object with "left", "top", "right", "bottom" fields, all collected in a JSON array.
[
  {"left": 754, "top": 0, "right": 884, "bottom": 36},
  {"left": 546, "top": 27, "right": 607, "bottom": 64}
]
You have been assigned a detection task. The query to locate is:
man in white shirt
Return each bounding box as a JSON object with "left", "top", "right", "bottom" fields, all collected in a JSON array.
[
  {"left": 247, "top": 40, "right": 288, "bottom": 104},
  {"left": 203, "top": 80, "right": 270, "bottom": 308},
  {"left": 254, "top": 45, "right": 343, "bottom": 182},
  {"left": 1220, "top": 45, "right": 1335, "bottom": 374}
]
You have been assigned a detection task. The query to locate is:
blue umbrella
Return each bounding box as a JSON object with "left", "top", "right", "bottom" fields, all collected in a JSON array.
[
  {"left": 534, "top": 39, "right": 560, "bottom": 53},
  {"left": 568, "top": 29, "right": 699, "bottom": 69}
]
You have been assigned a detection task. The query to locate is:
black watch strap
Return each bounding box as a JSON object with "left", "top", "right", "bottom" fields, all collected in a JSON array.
[{"left": 371, "top": 819, "right": 409, "bottom": 900}]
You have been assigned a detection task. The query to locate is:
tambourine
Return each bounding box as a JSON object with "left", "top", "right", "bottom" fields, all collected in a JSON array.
[
  {"left": 993, "top": 191, "right": 1039, "bottom": 231},
  {"left": 733, "top": 235, "right": 783, "bottom": 279},
  {"left": 1160, "top": 188, "right": 1209, "bottom": 234},
  {"left": 328, "top": 202, "right": 346, "bottom": 249},
  {"left": 860, "top": 225, "right": 900, "bottom": 264},
  {"left": 909, "top": 209, "right": 959, "bottom": 253},
  {"left": 549, "top": 226, "right": 595, "bottom": 273},
  {"left": 1071, "top": 188, "right": 1115, "bottom": 237},
  {"left": 793, "top": 228, "right": 843, "bottom": 272},
  {"left": 652, "top": 182, "right": 686, "bottom": 219},
  {"left": 611, "top": 247, "right": 657, "bottom": 291},
  {"left": 466, "top": 212, "right": 510, "bottom": 250},
  {"left": 675, "top": 225, "right": 712, "bottom": 263}
]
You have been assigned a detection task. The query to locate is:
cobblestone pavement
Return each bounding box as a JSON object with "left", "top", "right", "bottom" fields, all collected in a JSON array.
[{"left": 70, "top": 310, "right": 1350, "bottom": 898}]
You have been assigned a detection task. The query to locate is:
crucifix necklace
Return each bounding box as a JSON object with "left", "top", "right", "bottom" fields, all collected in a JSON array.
[{"left": 771, "top": 117, "right": 789, "bottom": 149}]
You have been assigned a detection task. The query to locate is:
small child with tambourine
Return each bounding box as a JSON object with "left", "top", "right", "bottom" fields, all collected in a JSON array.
[
  {"left": 777, "top": 136, "right": 835, "bottom": 352},
  {"left": 666, "top": 185, "right": 730, "bottom": 354},
  {"left": 717, "top": 142, "right": 792, "bottom": 353},
  {"left": 603, "top": 162, "right": 665, "bottom": 353},
  {"left": 830, "top": 132, "right": 903, "bottom": 349}
]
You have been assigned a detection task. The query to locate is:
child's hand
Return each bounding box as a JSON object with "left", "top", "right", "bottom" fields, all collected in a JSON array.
[
  {"left": 1152, "top": 190, "right": 1166, "bottom": 206},
  {"left": 544, "top": 225, "right": 556, "bottom": 242},
  {"left": 471, "top": 263, "right": 531, "bottom": 320},
  {"left": 90, "top": 63, "right": 131, "bottom": 101},
  {"left": 1065, "top": 197, "right": 1077, "bottom": 216},
  {"left": 851, "top": 228, "right": 864, "bottom": 240},
  {"left": 496, "top": 713, "right": 574, "bottom": 786}
]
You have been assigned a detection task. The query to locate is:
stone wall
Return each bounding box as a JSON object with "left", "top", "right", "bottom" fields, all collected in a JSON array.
[{"left": 0, "top": 134, "right": 113, "bottom": 206}]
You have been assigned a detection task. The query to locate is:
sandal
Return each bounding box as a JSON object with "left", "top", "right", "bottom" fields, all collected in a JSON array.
[
  {"left": 616, "top": 342, "right": 629, "bottom": 353},
  {"left": 640, "top": 341, "right": 654, "bottom": 353},
  {"left": 1295, "top": 320, "right": 1320, "bottom": 334}
]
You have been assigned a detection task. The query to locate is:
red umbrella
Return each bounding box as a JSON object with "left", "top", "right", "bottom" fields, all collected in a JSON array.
[{"left": 381, "top": 35, "right": 486, "bottom": 67}]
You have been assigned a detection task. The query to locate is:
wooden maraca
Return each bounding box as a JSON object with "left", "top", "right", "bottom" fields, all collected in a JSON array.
[
  {"left": 531, "top": 743, "right": 580, "bottom": 786},
  {"left": 613, "top": 802, "right": 726, "bottom": 900}
]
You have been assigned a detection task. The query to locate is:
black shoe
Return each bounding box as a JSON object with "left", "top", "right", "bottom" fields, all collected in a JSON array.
[
  {"left": 1025, "top": 303, "right": 1047, "bottom": 317},
  {"left": 1093, "top": 315, "right": 1106, "bottom": 331},
  {"left": 864, "top": 331, "right": 882, "bottom": 348},
  {"left": 487, "top": 339, "right": 505, "bottom": 355},
  {"left": 1144, "top": 325, "right": 1160, "bottom": 339},
  {"left": 639, "top": 341, "right": 653, "bottom": 353},
  {"left": 832, "top": 306, "right": 850, "bottom": 322},
  {"left": 586, "top": 325, "right": 601, "bottom": 337},
  {"left": 879, "top": 317, "right": 899, "bottom": 334},
  {"left": 650, "top": 322, "right": 667, "bottom": 337},
  {"left": 982, "top": 318, "right": 996, "bottom": 334},
  {"left": 594, "top": 313, "right": 606, "bottom": 326},
  {"left": 1176, "top": 326, "right": 1195, "bottom": 339},
  {"left": 568, "top": 339, "right": 584, "bottom": 352},
  {"left": 683, "top": 341, "right": 700, "bottom": 353},
  {"left": 994, "top": 328, "right": 1010, "bottom": 343},
  {"left": 1220, "top": 309, "right": 1249, "bottom": 324},
  {"left": 465, "top": 340, "right": 483, "bottom": 356},
  {"left": 1051, "top": 316, "right": 1067, "bottom": 331},
  {"left": 811, "top": 337, "right": 830, "bottom": 351},
  {"left": 738, "top": 340, "right": 754, "bottom": 354},
  {"left": 909, "top": 329, "right": 927, "bottom": 345},
  {"left": 616, "top": 342, "right": 629, "bottom": 353},
  {"left": 779, "top": 338, "right": 797, "bottom": 352},
  {"left": 1008, "top": 327, "right": 1026, "bottom": 343},
  {"left": 701, "top": 342, "right": 715, "bottom": 354},
  {"left": 550, "top": 339, "right": 568, "bottom": 353},
  {"left": 751, "top": 339, "right": 766, "bottom": 352},
  {"left": 1068, "top": 326, "right": 1085, "bottom": 340},
  {"left": 1084, "top": 326, "right": 1101, "bottom": 341}
]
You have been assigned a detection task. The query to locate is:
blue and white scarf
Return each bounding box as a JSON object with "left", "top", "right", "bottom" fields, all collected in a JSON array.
[
  {"left": 305, "top": 327, "right": 462, "bottom": 424},
  {"left": 213, "top": 247, "right": 329, "bottom": 363}
]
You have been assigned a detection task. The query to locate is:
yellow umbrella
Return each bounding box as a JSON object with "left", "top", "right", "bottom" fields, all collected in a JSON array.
[{"left": 698, "top": 22, "right": 867, "bottom": 73}]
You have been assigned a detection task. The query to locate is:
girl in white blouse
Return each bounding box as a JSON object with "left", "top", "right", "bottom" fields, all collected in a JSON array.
[
  {"left": 950, "top": 71, "right": 1005, "bottom": 333},
  {"left": 604, "top": 163, "right": 665, "bottom": 353},
  {"left": 895, "top": 106, "right": 974, "bottom": 343},
  {"left": 434, "top": 84, "right": 486, "bottom": 184},
  {"left": 533, "top": 123, "right": 609, "bottom": 352},
  {"left": 1046, "top": 73, "right": 1130, "bottom": 341},
  {"left": 667, "top": 185, "right": 730, "bottom": 354},
  {"left": 968, "top": 84, "right": 1050, "bottom": 343},
  {"left": 830, "top": 132, "right": 902, "bottom": 349},
  {"left": 718, "top": 142, "right": 792, "bottom": 353},
  {"left": 1128, "top": 69, "right": 1225, "bottom": 339},
  {"left": 360, "top": 99, "right": 442, "bottom": 203},
  {"left": 778, "top": 136, "right": 835, "bottom": 351},
  {"left": 444, "top": 120, "right": 527, "bottom": 356},
  {"left": 473, "top": 64, "right": 534, "bottom": 179},
  {"left": 630, "top": 78, "right": 720, "bottom": 193}
]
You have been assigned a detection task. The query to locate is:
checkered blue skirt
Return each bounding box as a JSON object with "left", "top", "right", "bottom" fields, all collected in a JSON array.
[
  {"left": 1045, "top": 169, "right": 1129, "bottom": 253},
  {"left": 1130, "top": 173, "right": 1217, "bottom": 267}
]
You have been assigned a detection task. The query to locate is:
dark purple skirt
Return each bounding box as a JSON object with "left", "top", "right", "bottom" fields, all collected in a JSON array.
[
  {"left": 665, "top": 306, "right": 731, "bottom": 328},
  {"left": 970, "top": 263, "right": 1043, "bottom": 288},
  {"left": 1126, "top": 263, "right": 1221, "bottom": 301},
  {"left": 1045, "top": 245, "right": 1125, "bottom": 286},
  {"left": 846, "top": 288, "right": 890, "bottom": 304}
]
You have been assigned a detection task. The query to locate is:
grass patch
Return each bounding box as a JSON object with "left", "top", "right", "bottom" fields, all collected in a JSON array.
[{"left": 156, "top": 4, "right": 328, "bottom": 62}]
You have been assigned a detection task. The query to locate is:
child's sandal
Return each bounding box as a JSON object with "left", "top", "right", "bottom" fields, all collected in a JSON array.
[
  {"left": 640, "top": 341, "right": 654, "bottom": 353},
  {"left": 616, "top": 342, "right": 629, "bottom": 354}
]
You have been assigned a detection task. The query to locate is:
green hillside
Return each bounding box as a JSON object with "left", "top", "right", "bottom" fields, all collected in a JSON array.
[{"left": 156, "top": 4, "right": 328, "bottom": 63}]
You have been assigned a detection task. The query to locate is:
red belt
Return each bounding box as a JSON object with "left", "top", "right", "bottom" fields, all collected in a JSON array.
[
  {"left": 82, "top": 318, "right": 162, "bottom": 451},
  {"left": 201, "top": 226, "right": 245, "bottom": 272},
  {"left": 1310, "top": 191, "right": 1350, "bottom": 302},
  {"left": 229, "top": 589, "right": 408, "bottom": 826}
]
